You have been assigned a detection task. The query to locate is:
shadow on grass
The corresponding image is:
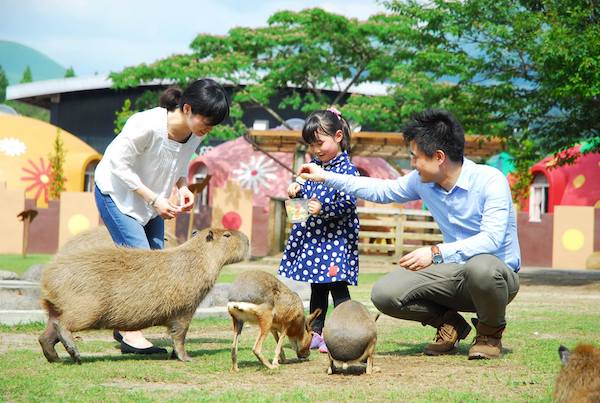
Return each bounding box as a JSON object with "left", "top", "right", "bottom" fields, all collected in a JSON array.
[
  {"left": 377, "top": 342, "right": 514, "bottom": 358},
  {"left": 519, "top": 268, "right": 600, "bottom": 287}
]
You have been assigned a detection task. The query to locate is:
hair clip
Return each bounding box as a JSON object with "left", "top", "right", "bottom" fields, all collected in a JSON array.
[{"left": 327, "top": 107, "right": 342, "bottom": 121}]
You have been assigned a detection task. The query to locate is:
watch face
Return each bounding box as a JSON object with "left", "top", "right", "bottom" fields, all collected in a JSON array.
[{"left": 432, "top": 254, "right": 443, "bottom": 264}]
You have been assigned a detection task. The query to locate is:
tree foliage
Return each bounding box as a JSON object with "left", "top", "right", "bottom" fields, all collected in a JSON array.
[
  {"left": 20, "top": 65, "right": 33, "bottom": 84},
  {"left": 48, "top": 128, "right": 66, "bottom": 200},
  {"left": 0, "top": 65, "right": 7, "bottom": 102},
  {"left": 110, "top": 3, "right": 599, "bottom": 202},
  {"left": 64, "top": 67, "right": 76, "bottom": 78}
]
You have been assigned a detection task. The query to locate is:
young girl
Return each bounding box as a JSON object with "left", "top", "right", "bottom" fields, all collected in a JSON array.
[
  {"left": 94, "top": 78, "right": 229, "bottom": 355},
  {"left": 278, "top": 108, "right": 360, "bottom": 353}
]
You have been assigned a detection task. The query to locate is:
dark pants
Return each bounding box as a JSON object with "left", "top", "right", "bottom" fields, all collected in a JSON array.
[
  {"left": 370, "top": 254, "right": 520, "bottom": 328},
  {"left": 310, "top": 282, "right": 351, "bottom": 333}
]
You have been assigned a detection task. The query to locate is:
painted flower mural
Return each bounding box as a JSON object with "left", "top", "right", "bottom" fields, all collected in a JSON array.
[
  {"left": 232, "top": 155, "right": 278, "bottom": 194},
  {"left": 21, "top": 158, "right": 51, "bottom": 205}
]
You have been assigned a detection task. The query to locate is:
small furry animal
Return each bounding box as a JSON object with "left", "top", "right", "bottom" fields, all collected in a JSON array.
[{"left": 554, "top": 344, "right": 600, "bottom": 403}]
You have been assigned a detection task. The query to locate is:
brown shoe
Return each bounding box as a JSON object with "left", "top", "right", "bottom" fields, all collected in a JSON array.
[
  {"left": 424, "top": 311, "right": 471, "bottom": 356},
  {"left": 468, "top": 321, "right": 505, "bottom": 360}
]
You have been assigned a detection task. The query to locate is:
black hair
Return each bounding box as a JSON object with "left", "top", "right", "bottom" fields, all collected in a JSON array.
[
  {"left": 159, "top": 78, "right": 230, "bottom": 126},
  {"left": 402, "top": 109, "right": 465, "bottom": 163},
  {"left": 301, "top": 109, "right": 351, "bottom": 153}
]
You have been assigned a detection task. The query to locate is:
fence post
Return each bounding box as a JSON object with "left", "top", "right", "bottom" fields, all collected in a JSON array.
[{"left": 394, "top": 212, "right": 406, "bottom": 261}]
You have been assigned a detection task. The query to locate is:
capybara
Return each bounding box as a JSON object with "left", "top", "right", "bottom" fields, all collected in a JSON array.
[
  {"left": 323, "top": 300, "right": 379, "bottom": 375},
  {"left": 39, "top": 228, "right": 249, "bottom": 364},
  {"left": 227, "top": 270, "right": 320, "bottom": 370},
  {"left": 554, "top": 344, "right": 600, "bottom": 403}
]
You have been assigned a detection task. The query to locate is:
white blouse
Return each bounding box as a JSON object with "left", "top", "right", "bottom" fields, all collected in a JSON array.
[{"left": 95, "top": 107, "right": 203, "bottom": 225}]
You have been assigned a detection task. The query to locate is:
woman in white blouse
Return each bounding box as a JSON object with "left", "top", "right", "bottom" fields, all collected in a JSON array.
[{"left": 94, "top": 78, "right": 230, "bottom": 355}]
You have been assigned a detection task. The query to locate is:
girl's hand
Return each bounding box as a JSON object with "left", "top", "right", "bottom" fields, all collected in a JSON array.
[
  {"left": 153, "top": 196, "right": 181, "bottom": 219},
  {"left": 307, "top": 198, "right": 321, "bottom": 215},
  {"left": 288, "top": 182, "right": 301, "bottom": 198},
  {"left": 178, "top": 186, "right": 195, "bottom": 212}
]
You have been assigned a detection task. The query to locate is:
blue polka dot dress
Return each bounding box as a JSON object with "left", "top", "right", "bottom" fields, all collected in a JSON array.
[{"left": 278, "top": 152, "right": 360, "bottom": 285}]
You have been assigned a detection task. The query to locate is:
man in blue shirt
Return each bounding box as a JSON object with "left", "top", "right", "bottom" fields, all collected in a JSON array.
[{"left": 299, "top": 109, "right": 520, "bottom": 359}]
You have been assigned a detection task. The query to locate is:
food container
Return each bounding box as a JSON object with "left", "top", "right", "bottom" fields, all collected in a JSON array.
[{"left": 285, "top": 198, "right": 310, "bottom": 223}]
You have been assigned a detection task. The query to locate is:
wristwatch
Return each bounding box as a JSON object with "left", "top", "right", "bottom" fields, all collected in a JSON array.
[{"left": 431, "top": 245, "right": 443, "bottom": 265}]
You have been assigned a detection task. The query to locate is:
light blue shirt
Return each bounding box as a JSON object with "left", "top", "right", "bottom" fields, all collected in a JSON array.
[{"left": 324, "top": 158, "right": 521, "bottom": 272}]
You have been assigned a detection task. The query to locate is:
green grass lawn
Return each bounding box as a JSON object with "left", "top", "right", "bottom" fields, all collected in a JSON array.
[
  {"left": 2, "top": 258, "right": 599, "bottom": 401},
  {"left": 0, "top": 254, "right": 52, "bottom": 277}
]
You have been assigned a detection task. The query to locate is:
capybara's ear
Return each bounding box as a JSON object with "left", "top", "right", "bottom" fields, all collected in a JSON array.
[
  {"left": 559, "top": 345, "right": 570, "bottom": 365},
  {"left": 307, "top": 308, "right": 322, "bottom": 327},
  {"left": 206, "top": 230, "right": 214, "bottom": 242}
]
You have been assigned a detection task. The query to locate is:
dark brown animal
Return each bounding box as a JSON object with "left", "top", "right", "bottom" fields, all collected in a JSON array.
[
  {"left": 39, "top": 228, "right": 249, "bottom": 364},
  {"left": 554, "top": 344, "right": 600, "bottom": 403},
  {"left": 227, "top": 270, "right": 320, "bottom": 370},
  {"left": 323, "top": 300, "right": 379, "bottom": 375}
]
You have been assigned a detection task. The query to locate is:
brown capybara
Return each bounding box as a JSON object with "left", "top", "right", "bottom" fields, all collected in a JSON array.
[
  {"left": 39, "top": 228, "right": 249, "bottom": 364},
  {"left": 554, "top": 344, "right": 600, "bottom": 403},
  {"left": 323, "top": 300, "right": 379, "bottom": 375},
  {"left": 227, "top": 270, "right": 320, "bottom": 370}
]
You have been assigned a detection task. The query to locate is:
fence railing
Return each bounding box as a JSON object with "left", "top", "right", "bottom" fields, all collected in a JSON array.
[{"left": 357, "top": 206, "right": 443, "bottom": 261}]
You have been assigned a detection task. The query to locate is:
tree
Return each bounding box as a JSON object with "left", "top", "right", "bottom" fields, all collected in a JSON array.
[
  {"left": 48, "top": 128, "right": 66, "bottom": 200},
  {"left": 383, "top": 0, "right": 600, "bottom": 201},
  {"left": 20, "top": 65, "right": 33, "bottom": 83},
  {"left": 0, "top": 65, "right": 7, "bottom": 102},
  {"left": 111, "top": 9, "right": 412, "bottom": 137},
  {"left": 64, "top": 67, "right": 76, "bottom": 78}
]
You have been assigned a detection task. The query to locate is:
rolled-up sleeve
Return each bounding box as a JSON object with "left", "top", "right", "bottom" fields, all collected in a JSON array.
[
  {"left": 438, "top": 174, "right": 512, "bottom": 262},
  {"left": 109, "top": 117, "right": 152, "bottom": 190}
]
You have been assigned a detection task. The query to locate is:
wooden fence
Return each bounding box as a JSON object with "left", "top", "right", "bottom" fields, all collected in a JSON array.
[{"left": 357, "top": 206, "right": 443, "bottom": 261}]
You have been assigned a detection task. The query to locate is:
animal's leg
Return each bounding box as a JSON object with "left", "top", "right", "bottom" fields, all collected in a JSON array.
[
  {"left": 231, "top": 316, "right": 244, "bottom": 371},
  {"left": 271, "top": 329, "right": 287, "bottom": 366},
  {"left": 53, "top": 321, "right": 81, "bottom": 364},
  {"left": 363, "top": 338, "right": 377, "bottom": 375},
  {"left": 327, "top": 354, "right": 335, "bottom": 375},
  {"left": 168, "top": 316, "right": 192, "bottom": 362},
  {"left": 252, "top": 313, "right": 276, "bottom": 369},
  {"left": 39, "top": 317, "right": 60, "bottom": 362}
]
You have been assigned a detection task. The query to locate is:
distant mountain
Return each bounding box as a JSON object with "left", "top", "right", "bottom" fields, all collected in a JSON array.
[{"left": 0, "top": 40, "right": 66, "bottom": 84}]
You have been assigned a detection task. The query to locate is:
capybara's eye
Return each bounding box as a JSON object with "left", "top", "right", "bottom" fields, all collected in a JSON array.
[{"left": 224, "top": 232, "right": 231, "bottom": 238}]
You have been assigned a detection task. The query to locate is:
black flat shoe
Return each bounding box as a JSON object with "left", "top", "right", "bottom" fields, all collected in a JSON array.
[
  {"left": 120, "top": 341, "right": 167, "bottom": 355},
  {"left": 113, "top": 330, "right": 123, "bottom": 343}
]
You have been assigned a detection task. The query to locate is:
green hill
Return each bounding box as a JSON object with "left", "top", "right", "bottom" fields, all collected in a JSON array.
[{"left": 0, "top": 40, "right": 66, "bottom": 84}]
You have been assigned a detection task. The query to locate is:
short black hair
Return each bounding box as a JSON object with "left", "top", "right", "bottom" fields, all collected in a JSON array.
[
  {"left": 402, "top": 109, "right": 464, "bottom": 163},
  {"left": 180, "top": 78, "right": 230, "bottom": 126}
]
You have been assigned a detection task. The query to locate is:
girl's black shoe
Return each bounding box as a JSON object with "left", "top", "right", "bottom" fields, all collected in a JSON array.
[{"left": 113, "top": 330, "right": 123, "bottom": 343}]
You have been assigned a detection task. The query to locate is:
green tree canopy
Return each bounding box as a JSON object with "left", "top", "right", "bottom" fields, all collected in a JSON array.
[
  {"left": 20, "top": 65, "right": 33, "bottom": 83},
  {"left": 64, "top": 67, "right": 76, "bottom": 78},
  {"left": 0, "top": 65, "right": 7, "bottom": 102}
]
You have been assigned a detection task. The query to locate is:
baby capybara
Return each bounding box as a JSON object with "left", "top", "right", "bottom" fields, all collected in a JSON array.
[
  {"left": 227, "top": 270, "right": 320, "bottom": 370},
  {"left": 323, "top": 300, "right": 379, "bottom": 375},
  {"left": 39, "top": 228, "right": 249, "bottom": 364},
  {"left": 554, "top": 344, "right": 600, "bottom": 402}
]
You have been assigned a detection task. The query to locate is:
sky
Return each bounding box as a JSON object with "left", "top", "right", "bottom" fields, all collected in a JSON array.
[{"left": 0, "top": 0, "right": 385, "bottom": 77}]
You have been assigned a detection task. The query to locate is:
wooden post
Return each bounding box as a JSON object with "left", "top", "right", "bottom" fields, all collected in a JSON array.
[
  {"left": 186, "top": 175, "right": 212, "bottom": 241},
  {"left": 17, "top": 209, "right": 38, "bottom": 258},
  {"left": 394, "top": 212, "right": 406, "bottom": 262}
]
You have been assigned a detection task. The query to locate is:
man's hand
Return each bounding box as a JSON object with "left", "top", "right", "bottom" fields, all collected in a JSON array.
[
  {"left": 307, "top": 198, "right": 322, "bottom": 215},
  {"left": 398, "top": 246, "right": 433, "bottom": 271},
  {"left": 288, "top": 182, "right": 301, "bottom": 198},
  {"left": 299, "top": 163, "right": 326, "bottom": 183}
]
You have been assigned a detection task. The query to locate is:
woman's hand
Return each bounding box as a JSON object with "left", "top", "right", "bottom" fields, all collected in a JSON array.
[
  {"left": 307, "top": 198, "right": 322, "bottom": 215},
  {"left": 178, "top": 186, "right": 195, "bottom": 212},
  {"left": 153, "top": 196, "right": 181, "bottom": 219},
  {"left": 288, "top": 182, "right": 301, "bottom": 198}
]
